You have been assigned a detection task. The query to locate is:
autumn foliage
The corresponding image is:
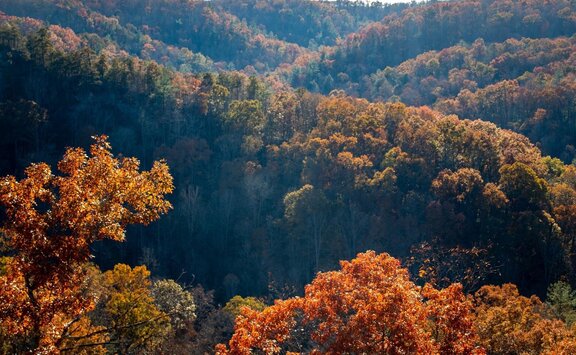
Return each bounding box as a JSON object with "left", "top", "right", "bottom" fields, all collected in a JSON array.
[
  {"left": 216, "top": 251, "right": 483, "bottom": 354},
  {"left": 0, "top": 136, "right": 173, "bottom": 353},
  {"left": 218, "top": 253, "right": 576, "bottom": 355},
  {"left": 1, "top": 0, "right": 576, "bottom": 352},
  {"left": 473, "top": 284, "right": 576, "bottom": 354}
]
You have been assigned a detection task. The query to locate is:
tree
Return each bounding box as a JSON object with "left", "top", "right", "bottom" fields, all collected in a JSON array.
[
  {"left": 283, "top": 184, "right": 329, "bottom": 276},
  {"left": 474, "top": 284, "right": 576, "bottom": 354},
  {"left": 498, "top": 162, "right": 548, "bottom": 212},
  {"left": 223, "top": 295, "right": 266, "bottom": 318},
  {"left": 0, "top": 136, "right": 173, "bottom": 353},
  {"left": 224, "top": 100, "right": 265, "bottom": 136},
  {"left": 100, "top": 264, "right": 170, "bottom": 354},
  {"left": 547, "top": 281, "right": 576, "bottom": 326},
  {"left": 151, "top": 279, "right": 196, "bottom": 331},
  {"left": 187, "top": 286, "right": 236, "bottom": 354},
  {"left": 216, "top": 251, "right": 483, "bottom": 354},
  {"left": 149, "top": 279, "right": 197, "bottom": 354},
  {"left": 428, "top": 168, "right": 486, "bottom": 244}
]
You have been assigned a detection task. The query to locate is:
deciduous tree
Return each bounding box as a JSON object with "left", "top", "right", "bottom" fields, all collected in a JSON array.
[
  {"left": 474, "top": 284, "right": 576, "bottom": 354},
  {"left": 216, "top": 251, "right": 483, "bottom": 354},
  {"left": 0, "top": 136, "right": 173, "bottom": 353}
]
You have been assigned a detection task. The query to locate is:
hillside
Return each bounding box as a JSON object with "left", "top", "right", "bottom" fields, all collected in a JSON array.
[{"left": 1, "top": 0, "right": 576, "bottom": 353}]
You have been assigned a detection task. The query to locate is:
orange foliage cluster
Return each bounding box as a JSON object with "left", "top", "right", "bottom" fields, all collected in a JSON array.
[
  {"left": 218, "top": 252, "right": 576, "bottom": 355},
  {"left": 0, "top": 136, "right": 173, "bottom": 353},
  {"left": 216, "top": 251, "right": 483, "bottom": 354},
  {"left": 474, "top": 284, "right": 576, "bottom": 354}
]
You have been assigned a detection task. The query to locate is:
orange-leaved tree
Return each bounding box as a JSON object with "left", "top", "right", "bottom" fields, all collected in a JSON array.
[
  {"left": 216, "top": 251, "right": 484, "bottom": 354},
  {"left": 0, "top": 136, "right": 173, "bottom": 353},
  {"left": 474, "top": 284, "right": 576, "bottom": 354}
]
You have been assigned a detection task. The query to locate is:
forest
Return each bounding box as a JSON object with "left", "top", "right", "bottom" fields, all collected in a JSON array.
[{"left": 1, "top": 0, "right": 576, "bottom": 353}]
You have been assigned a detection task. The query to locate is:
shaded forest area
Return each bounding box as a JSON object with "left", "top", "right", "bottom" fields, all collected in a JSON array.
[{"left": 1, "top": 0, "right": 576, "bottom": 353}]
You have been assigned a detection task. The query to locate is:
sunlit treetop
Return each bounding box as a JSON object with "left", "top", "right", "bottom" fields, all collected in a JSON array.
[{"left": 0, "top": 135, "right": 174, "bottom": 353}]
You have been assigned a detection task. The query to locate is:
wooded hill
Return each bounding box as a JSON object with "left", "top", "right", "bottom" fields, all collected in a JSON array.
[{"left": 1, "top": 0, "right": 576, "bottom": 353}]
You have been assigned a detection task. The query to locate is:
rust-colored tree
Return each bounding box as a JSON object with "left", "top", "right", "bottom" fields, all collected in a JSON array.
[
  {"left": 0, "top": 136, "right": 173, "bottom": 353},
  {"left": 216, "top": 251, "right": 484, "bottom": 354},
  {"left": 474, "top": 284, "right": 576, "bottom": 354}
]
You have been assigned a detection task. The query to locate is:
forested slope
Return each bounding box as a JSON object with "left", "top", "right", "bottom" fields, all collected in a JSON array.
[
  {"left": 290, "top": 0, "right": 576, "bottom": 88},
  {"left": 1, "top": 17, "right": 574, "bottom": 297},
  {"left": 1, "top": 0, "right": 576, "bottom": 353},
  {"left": 0, "top": 0, "right": 406, "bottom": 72}
]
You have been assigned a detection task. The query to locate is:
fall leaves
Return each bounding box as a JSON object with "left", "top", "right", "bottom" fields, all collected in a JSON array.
[
  {"left": 0, "top": 136, "right": 173, "bottom": 353},
  {"left": 217, "top": 252, "right": 576, "bottom": 355},
  {"left": 217, "top": 251, "right": 483, "bottom": 354},
  {"left": 473, "top": 284, "right": 576, "bottom": 354},
  {"left": 2, "top": 136, "right": 576, "bottom": 354}
]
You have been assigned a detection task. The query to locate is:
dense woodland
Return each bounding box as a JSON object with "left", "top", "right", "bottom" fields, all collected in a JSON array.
[{"left": 1, "top": 0, "right": 576, "bottom": 353}]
